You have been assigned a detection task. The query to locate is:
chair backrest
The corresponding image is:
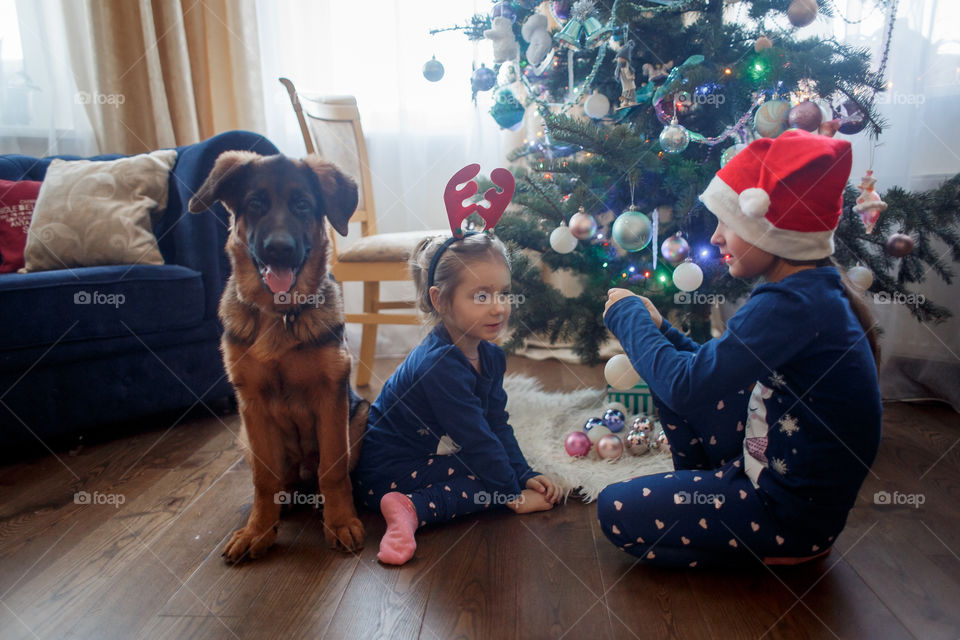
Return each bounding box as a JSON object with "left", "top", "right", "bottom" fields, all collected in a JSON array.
[{"left": 279, "top": 78, "right": 377, "bottom": 250}]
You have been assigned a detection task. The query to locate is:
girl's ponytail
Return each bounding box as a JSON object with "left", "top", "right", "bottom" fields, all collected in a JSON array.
[{"left": 831, "top": 257, "right": 882, "bottom": 371}]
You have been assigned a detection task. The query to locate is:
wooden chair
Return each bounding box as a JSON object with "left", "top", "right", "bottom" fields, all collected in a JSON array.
[{"left": 279, "top": 78, "right": 446, "bottom": 386}]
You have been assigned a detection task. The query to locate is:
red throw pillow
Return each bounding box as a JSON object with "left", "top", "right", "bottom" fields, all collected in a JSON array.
[{"left": 0, "top": 178, "right": 42, "bottom": 273}]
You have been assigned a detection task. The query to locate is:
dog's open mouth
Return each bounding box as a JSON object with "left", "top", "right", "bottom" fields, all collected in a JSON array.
[{"left": 261, "top": 264, "right": 298, "bottom": 294}]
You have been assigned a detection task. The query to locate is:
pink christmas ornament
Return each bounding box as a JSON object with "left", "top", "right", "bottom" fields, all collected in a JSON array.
[
  {"left": 564, "top": 431, "right": 591, "bottom": 458},
  {"left": 597, "top": 434, "right": 624, "bottom": 460}
]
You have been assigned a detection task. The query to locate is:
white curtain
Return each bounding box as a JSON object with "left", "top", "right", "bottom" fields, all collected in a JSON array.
[
  {"left": 254, "top": 0, "right": 519, "bottom": 357},
  {"left": 830, "top": 1, "right": 960, "bottom": 409},
  {"left": 0, "top": 0, "right": 97, "bottom": 156}
]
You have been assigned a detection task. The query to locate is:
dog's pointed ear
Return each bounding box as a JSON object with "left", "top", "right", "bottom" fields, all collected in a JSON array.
[
  {"left": 188, "top": 151, "right": 262, "bottom": 214},
  {"left": 301, "top": 155, "right": 358, "bottom": 237}
]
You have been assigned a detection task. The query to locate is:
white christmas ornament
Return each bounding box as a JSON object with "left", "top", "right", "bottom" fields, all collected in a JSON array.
[
  {"left": 673, "top": 259, "right": 704, "bottom": 292},
  {"left": 605, "top": 354, "right": 641, "bottom": 390},
  {"left": 549, "top": 225, "right": 578, "bottom": 254},
  {"left": 584, "top": 91, "right": 611, "bottom": 119},
  {"left": 847, "top": 265, "right": 874, "bottom": 290}
]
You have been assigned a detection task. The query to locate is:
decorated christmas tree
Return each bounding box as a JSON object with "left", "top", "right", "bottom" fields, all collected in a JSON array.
[{"left": 433, "top": 0, "right": 960, "bottom": 363}]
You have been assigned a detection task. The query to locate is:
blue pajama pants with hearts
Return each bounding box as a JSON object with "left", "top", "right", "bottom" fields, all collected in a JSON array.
[
  {"left": 597, "top": 388, "right": 839, "bottom": 568},
  {"left": 354, "top": 455, "right": 505, "bottom": 527}
]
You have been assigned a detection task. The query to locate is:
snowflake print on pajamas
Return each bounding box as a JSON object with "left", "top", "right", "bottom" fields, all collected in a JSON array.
[
  {"left": 770, "top": 457, "right": 789, "bottom": 475},
  {"left": 778, "top": 414, "right": 799, "bottom": 437}
]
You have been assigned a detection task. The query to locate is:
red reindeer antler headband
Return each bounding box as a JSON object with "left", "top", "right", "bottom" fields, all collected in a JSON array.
[{"left": 428, "top": 164, "right": 515, "bottom": 289}]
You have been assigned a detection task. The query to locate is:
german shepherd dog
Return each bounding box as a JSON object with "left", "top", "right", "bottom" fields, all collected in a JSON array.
[{"left": 189, "top": 152, "right": 368, "bottom": 562}]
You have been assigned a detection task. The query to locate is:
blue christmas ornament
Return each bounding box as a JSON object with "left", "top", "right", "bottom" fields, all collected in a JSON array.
[
  {"left": 602, "top": 409, "right": 626, "bottom": 433},
  {"left": 584, "top": 417, "right": 606, "bottom": 432}
]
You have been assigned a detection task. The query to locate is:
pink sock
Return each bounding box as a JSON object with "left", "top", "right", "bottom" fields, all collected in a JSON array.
[{"left": 377, "top": 492, "right": 419, "bottom": 565}]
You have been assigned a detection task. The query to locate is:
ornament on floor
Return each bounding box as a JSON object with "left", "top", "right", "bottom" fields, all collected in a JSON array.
[
  {"left": 672, "top": 259, "right": 704, "bottom": 292},
  {"left": 885, "top": 232, "right": 915, "bottom": 257},
  {"left": 471, "top": 65, "right": 496, "bottom": 95},
  {"left": 597, "top": 434, "right": 624, "bottom": 460},
  {"left": 584, "top": 417, "right": 606, "bottom": 433},
  {"left": 625, "top": 427, "right": 650, "bottom": 456},
  {"left": 490, "top": 88, "right": 525, "bottom": 130},
  {"left": 584, "top": 91, "right": 611, "bottom": 119},
  {"left": 586, "top": 424, "right": 612, "bottom": 444},
  {"left": 602, "top": 409, "right": 626, "bottom": 433},
  {"left": 788, "top": 100, "right": 822, "bottom": 132},
  {"left": 660, "top": 232, "right": 690, "bottom": 265},
  {"left": 422, "top": 56, "right": 444, "bottom": 82},
  {"left": 612, "top": 206, "right": 653, "bottom": 251},
  {"left": 569, "top": 207, "right": 598, "bottom": 240},
  {"left": 565, "top": 430, "right": 592, "bottom": 457},
  {"left": 660, "top": 115, "right": 690, "bottom": 154},
  {"left": 847, "top": 264, "right": 874, "bottom": 291},
  {"left": 485, "top": 16, "right": 519, "bottom": 63},
  {"left": 787, "top": 0, "right": 818, "bottom": 27},
  {"left": 521, "top": 13, "right": 553, "bottom": 67},
  {"left": 853, "top": 170, "right": 888, "bottom": 234},
  {"left": 632, "top": 415, "right": 655, "bottom": 436},
  {"left": 754, "top": 35, "right": 772, "bottom": 52},
  {"left": 656, "top": 431, "right": 671, "bottom": 454},
  {"left": 605, "top": 401, "right": 629, "bottom": 417},
  {"left": 605, "top": 353, "right": 641, "bottom": 390},
  {"left": 550, "top": 223, "right": 579, "bottom": 254},
  {"left": 754, "top": 99, "right": 791, "bottom": 138}
]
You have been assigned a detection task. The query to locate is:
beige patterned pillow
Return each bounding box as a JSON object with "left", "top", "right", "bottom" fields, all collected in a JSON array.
[{"left": 21, "top": 149, "right": 178, "bottom": 272}]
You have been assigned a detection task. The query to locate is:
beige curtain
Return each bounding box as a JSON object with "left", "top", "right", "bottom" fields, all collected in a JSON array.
[{"left": 62, "top": 0, "right": 265, "bottom": 154}]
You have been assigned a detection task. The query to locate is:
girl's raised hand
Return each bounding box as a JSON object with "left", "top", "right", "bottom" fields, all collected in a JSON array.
[{"left": 604, "top": 289, "right": 663, "bottom": 328}]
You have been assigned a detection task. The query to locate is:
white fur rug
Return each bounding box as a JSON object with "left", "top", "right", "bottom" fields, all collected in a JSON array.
[{"left": 503, "top": 374, "right": 674, "bottom": 502}]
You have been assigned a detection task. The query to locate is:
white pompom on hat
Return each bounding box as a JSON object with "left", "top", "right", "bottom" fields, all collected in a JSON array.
[{"left": 699, "top": 129, "right": 853, "bottom": 260}]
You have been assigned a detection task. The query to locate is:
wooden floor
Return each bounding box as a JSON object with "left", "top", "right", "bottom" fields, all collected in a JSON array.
[{"left": 1, "top": 356, "right": 958, "bottom": 640}]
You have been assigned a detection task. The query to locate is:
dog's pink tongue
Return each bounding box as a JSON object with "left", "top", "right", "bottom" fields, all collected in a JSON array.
[{"left": 263, "top": 266, "right": 294, "bottom": 294}]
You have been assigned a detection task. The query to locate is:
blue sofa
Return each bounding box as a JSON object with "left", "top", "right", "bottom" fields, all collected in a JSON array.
[{"left": 0, "top": 130, "right": 279, "bottom": 456}]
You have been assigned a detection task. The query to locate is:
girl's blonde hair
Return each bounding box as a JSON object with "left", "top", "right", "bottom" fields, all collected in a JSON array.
[{"left": 409, "top": 233, "right": 510, "bottom": 324}]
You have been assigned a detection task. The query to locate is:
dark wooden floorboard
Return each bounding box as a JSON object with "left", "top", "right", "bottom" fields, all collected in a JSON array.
[{"left": 0, "top": 355, "right": 956, "bottom": 640}]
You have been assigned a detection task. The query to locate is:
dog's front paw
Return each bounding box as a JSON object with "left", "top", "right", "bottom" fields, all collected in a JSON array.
[
  {"left": 221, "top": 525, "right": 278, "bottom": 563},
  {"left": 324, "top": 517, "right": 365, "bottom": 553}
]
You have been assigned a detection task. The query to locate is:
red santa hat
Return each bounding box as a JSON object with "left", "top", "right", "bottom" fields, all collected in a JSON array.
[{"left": 699, "top": 129, "right": 853, "bottom": 260}]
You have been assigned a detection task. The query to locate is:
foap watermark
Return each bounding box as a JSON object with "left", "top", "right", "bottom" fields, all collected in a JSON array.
[
  {"left": 74, "top": 290, "right": 125, "bottom": 308},
  {"left": 674, "top": 490, "right": 725, "bottom": 506},
  {"left": 474, "top": 291, "right": 525, "bottom": 307},
  {"left": 274, "top": 490, "right": 325, "bottom": 507},
  {"left": 874, "top": 490, "right": 925, "bottom": 509},
  {"left": 274, "top": 291, "right": 326, "bottom": 306},
  {"left": 873, "top": 291, "right": 925, "bottom": 307},
  {"left": 474, "top": 490, "right": 523, "bottom": 506},
  {"left": 75, "top": 91, "right": 126, "bottom": 107},
  {"left": 74, "top": 490, "right": 126, "bottom": 508},
  {"left": 674, "top": 291, "right": 725, "bottom": 306},
  {"left": 676, "top": 90, "right": 725, "bottom": 108},
  {"left": 875, "top": 91, "right": 926, "bottom": 107}
]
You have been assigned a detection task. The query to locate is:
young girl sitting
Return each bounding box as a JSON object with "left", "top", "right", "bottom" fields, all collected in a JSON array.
[
  {"left": 598, "top": 129, "right": 882, "bottom": 568},
  {"left": 354, "top": 231, "right": 561, "bottom": 566}
]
